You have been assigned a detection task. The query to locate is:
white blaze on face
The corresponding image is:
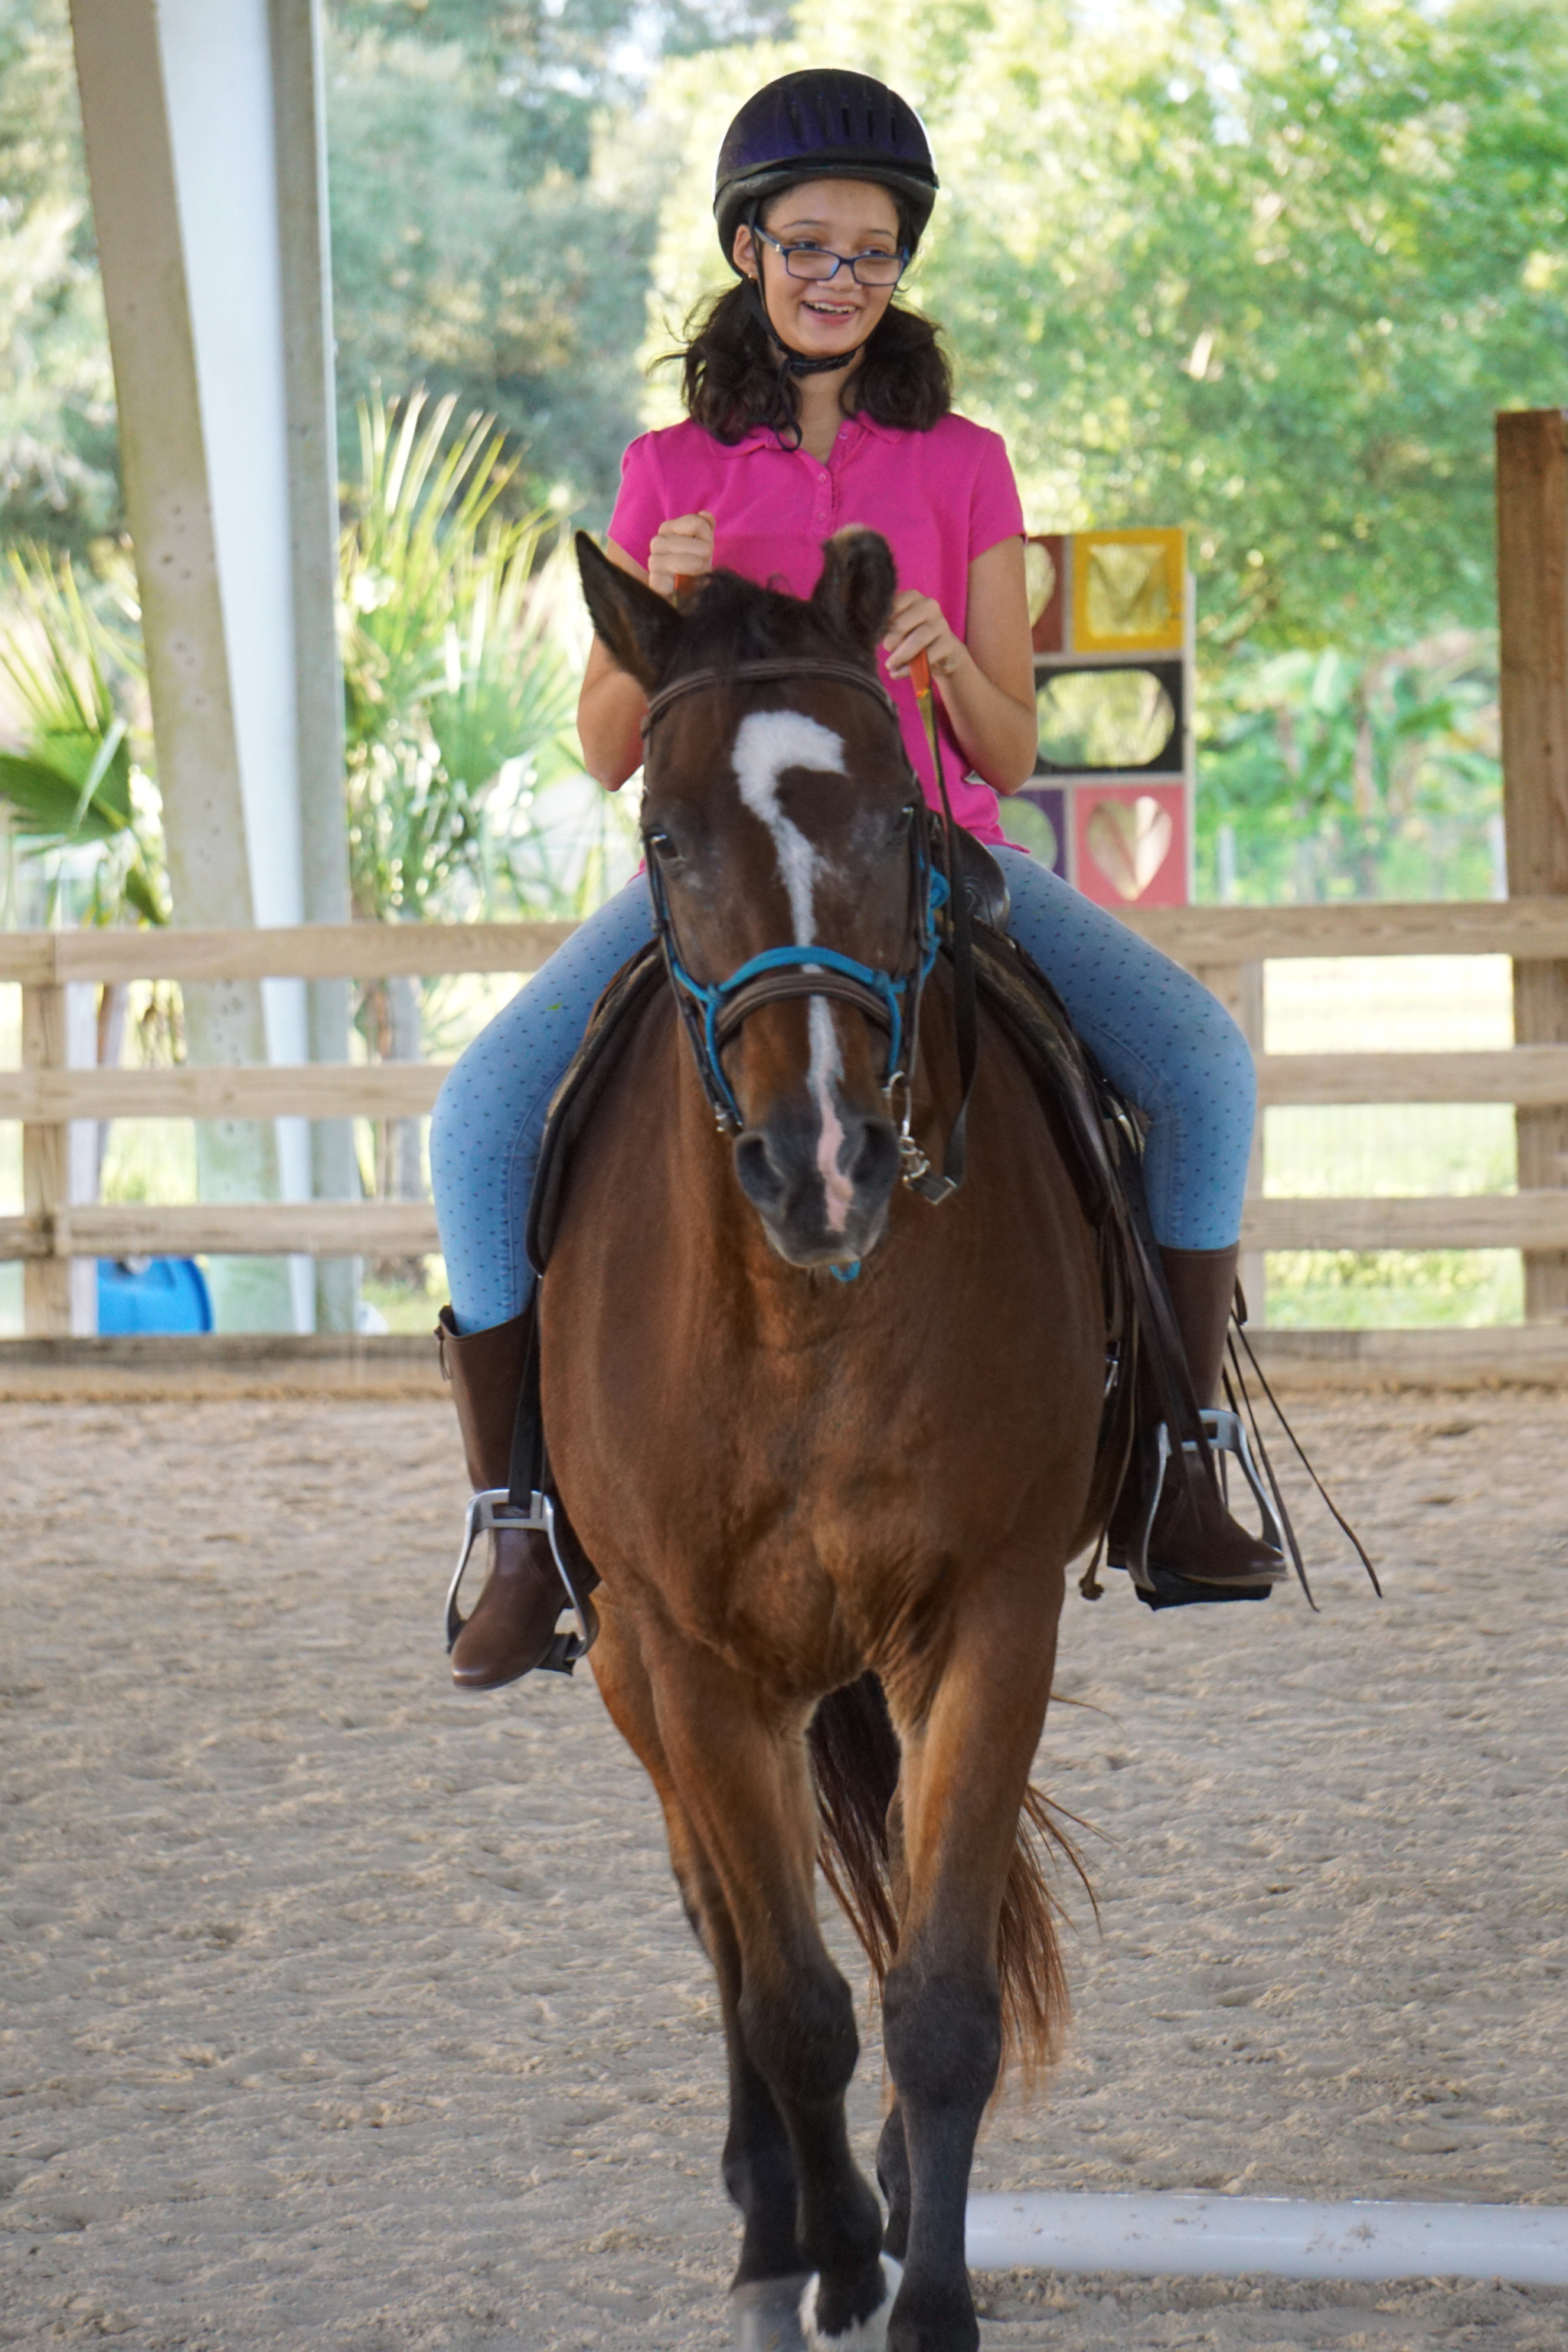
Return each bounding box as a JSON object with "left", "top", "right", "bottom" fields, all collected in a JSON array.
[{"left": 731, "top": 708, "right": 856, "bottom": 1235}]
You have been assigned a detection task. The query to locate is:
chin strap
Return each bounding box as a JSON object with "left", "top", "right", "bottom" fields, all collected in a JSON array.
[{"left": 744, "top": 273, "right": 863, "bottom": 377}]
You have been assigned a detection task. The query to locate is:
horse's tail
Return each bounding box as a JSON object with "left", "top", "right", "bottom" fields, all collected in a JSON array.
[
  {"left": 808, "top": 1671, "right": 902, "bottom": 1980},
  {"left": 807, "top": 1671, "right": 1083, "bottom": 2086}
]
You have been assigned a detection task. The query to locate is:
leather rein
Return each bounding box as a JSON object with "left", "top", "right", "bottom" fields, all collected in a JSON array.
[{"left": 639, "top": 655, "right": 968, "bottom": 1205}]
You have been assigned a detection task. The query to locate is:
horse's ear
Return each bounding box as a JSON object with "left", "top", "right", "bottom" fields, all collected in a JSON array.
[
  {"left": 576, "top": 531, "right": 683, "bottom": 689},
  {"left": 811, "top": 528, "right": 897, "bottom": 655}
]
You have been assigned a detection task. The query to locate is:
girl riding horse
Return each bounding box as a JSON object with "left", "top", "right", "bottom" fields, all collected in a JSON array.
[{"left": 430, "top": 67, "right": 1282, "bottom": 1688}]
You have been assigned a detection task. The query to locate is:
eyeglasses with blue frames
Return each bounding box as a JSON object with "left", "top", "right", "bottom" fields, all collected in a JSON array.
[{"left": 752, "top": 224, "right": 909, "bottom": 289}]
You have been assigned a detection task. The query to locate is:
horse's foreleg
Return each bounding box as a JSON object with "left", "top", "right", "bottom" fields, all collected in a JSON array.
[
  {"left": 880, "top": 1575, "right": 1063, "bottom": 2352},
  {"left": 591, "top": 1618, "right": 805, "bottom": 2302},
  {"left": 644, "top": 1631, "right": 889, "bottom": 2345},
  {"left": 679, "top": 1824, "right": 809, "bottom": 2295}
]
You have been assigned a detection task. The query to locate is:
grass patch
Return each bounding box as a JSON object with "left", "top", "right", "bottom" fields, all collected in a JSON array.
[{"left": 1264, "top": 1248, "right": 1522, "bottom": 1328}]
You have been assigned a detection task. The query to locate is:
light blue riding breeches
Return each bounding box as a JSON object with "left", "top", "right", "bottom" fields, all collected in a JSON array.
[{"left": 430, "top": 844, "right": 1256, "bottom": 1334}]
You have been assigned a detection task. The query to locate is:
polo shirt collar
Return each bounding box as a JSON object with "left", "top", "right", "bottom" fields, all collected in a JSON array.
[{"left": 716, "top": 408, "right": 893, "bottom": 458}]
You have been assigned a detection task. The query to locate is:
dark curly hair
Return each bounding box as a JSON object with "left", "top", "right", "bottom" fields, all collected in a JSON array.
[{"left": 673, "top": 279, "right": 953, "bottom": 447}]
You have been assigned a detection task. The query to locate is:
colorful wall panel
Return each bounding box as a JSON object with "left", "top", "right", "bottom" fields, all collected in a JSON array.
[
  {"left": 997, "top": 783, "right": 1068, "bottom": 880},
  {"left": 1073, "top": 783, "right": 1189, "bottom": 910},
  {"left": 1021, "top": 529, "right": 1194, "bottom": 906}
]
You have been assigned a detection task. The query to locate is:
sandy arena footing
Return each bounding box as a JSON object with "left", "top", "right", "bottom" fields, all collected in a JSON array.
[{"left": 2, "top": 1387, "right": 1566, "bottom": 2350}]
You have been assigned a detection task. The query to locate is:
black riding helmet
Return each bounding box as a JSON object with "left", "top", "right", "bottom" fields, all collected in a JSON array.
[{"left": 713, "top": 70, "right": 939, "bottom": 273}]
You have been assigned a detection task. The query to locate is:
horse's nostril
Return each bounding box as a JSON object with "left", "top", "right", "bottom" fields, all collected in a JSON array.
[
  {"left": 851, "top": 1117, "right": 900, "bottom": 1194},
  {"left": 733, "top": 1130, "right": 786, "bottom": 1211}
]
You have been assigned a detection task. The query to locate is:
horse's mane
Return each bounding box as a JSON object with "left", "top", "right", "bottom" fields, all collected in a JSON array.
[{"left": 664, "top": 565, "right": 879, "bottom": 685}]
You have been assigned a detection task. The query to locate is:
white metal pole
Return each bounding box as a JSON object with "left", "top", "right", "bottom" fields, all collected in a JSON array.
[
  {"left": 270, "top": 0, "right": 361, "bottom": 1334},
  {"left": 966, "top": 2192, "right": 1568, "bottom": 2286},
  {"left": 70, "top": 0, "right": 296, "bottom": 1334}
]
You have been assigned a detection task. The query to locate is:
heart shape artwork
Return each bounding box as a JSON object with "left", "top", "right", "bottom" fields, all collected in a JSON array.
[{"left": 1084, "top": 795, "right": 1174, "bottom": 900}]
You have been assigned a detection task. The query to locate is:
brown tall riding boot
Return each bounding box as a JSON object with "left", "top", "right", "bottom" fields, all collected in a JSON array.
[
  {"left": 1132, "top": 1244, "right": 1286, "bottom": 1591},
  {"left": 437, "top": 1305, "right": 567, "bottom": 1688}
]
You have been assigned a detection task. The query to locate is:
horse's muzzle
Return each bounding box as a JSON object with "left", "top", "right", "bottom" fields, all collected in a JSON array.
[{"left": 733, "top": 1098, "right": 900, "bottom": 1269}]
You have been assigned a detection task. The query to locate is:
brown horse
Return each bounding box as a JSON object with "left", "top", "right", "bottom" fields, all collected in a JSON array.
[{"left": 546, "top": 528, "right": 1111, "bottom": 2352}]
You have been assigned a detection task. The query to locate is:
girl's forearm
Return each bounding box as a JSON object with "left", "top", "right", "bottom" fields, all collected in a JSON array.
[
  {"left": 935, "top": 651, "right": 1037, "bottom": 794},
  {"left": 577, "top": 665, "right": 648, "bottom": 789}
]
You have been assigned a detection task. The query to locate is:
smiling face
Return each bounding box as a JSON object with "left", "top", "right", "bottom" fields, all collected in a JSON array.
[{"left": 732, "top": 177, "right": 904, "bottom": 366}]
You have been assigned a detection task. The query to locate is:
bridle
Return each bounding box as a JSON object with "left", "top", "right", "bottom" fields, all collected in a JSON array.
[{"left": 639, "top": 655, "right": 959, "bottom": 1202}]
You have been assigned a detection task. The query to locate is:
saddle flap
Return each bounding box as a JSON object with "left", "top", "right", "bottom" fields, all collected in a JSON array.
[
  {"left": 526, "top": 937, "right": 667, "bottom": 1276},
  {"left": 964, "top": 924, "right": 1118, "bottom": 1230}
]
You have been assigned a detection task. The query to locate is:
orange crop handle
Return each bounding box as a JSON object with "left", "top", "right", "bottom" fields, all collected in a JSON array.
[{"left": 908, "top": 647, "right": 946, "bottom": 792}]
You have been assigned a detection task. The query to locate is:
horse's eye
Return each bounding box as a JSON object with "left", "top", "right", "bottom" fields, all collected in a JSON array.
[{"left": 644, "top": 828, "right": 678, "bottom": 860}]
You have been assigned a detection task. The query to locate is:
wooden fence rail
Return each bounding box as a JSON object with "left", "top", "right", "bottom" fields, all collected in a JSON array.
[
  {"left": 6, "top": 1042, "right": 1568, "bottom": 1128},
  {"left": 6, "top": 898, "right": 1568, "bottom": 985},
  {"left": 4, "top": 903, "right": 1566, "bottom": 1334}
]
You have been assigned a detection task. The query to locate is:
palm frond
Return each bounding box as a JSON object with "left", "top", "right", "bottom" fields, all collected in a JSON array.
[
  {"left": 341, "top": 387, "right": 594, "bottom": 926},
  {"left": 0, "top": 541, "right": 164, "bottom": 924}
]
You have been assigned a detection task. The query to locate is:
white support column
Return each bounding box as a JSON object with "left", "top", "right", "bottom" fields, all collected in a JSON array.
[
  {"left": 270, "top": 0, "right": 361, "bottom": 1333},
  {"left": 155, "top": 0, "right": 317, "bottom": 1330},
  {"left": 70, "top": 0, "right": 349, "bottom": 1332}
]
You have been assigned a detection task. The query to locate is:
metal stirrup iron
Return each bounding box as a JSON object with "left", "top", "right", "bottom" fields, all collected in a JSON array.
[
  {"left": 446, "top": 1488, "right": 599, "bottom": 1678},
  {"left": 1197, "top": 1406, "right": 1286, "bottom": 1556},
  {"left": 1122, "top": 1409, "right": 1286, "bottom": 1602}
]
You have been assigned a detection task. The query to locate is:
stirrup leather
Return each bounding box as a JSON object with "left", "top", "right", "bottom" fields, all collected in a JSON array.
[{"left": 446, "top": 1487, "right": 599, "bottom": 1677}]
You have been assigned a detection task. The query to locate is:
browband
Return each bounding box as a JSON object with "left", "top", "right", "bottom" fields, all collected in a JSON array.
[{"left": 641, "top": 656, "right": 899, "bottom": 737}]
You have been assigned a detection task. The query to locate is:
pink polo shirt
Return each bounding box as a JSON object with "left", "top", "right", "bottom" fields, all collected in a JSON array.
[{"left": 608, "top": 410, "right": 1026, "bottom": 845}]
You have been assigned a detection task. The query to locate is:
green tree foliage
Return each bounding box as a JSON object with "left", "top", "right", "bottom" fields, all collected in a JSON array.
[
  {"left": 0, "top": 0, "right": 117, "bottom": 548},
  {"left": 326, "top": 0, "right": 789, "bottom": 512},
  {"left": 1197, "top": 634, "right": 1502, "bottom": 900}
]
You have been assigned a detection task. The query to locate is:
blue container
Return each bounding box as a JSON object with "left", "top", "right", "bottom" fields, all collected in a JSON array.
[{"left": 96, "top": 1256, "right": 214, "bottom": 1335}]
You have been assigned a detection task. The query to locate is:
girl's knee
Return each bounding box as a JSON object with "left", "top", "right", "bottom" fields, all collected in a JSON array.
[
  {"left": 1188, "top": 987, "right": 1257, "bottom": 1120},
  {"left": 430, "top": 1039, "right": 513, "bottom": 1193}
]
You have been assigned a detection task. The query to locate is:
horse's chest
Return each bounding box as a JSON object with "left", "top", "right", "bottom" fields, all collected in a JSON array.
[{"left": 577, "top": 1327, "right": 991, "bottom": 1638}]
